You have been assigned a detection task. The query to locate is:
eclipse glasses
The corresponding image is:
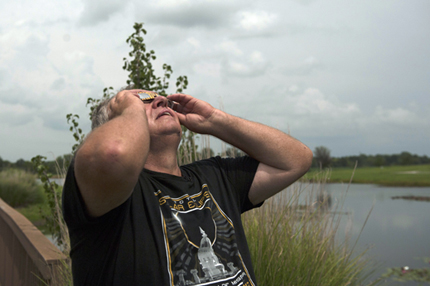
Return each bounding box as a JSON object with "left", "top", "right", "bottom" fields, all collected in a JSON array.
[{"left": 137, "top": 91, "right": 174, "bottom": 109}]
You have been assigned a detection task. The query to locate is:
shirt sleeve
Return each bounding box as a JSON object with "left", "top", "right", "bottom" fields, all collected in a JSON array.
[
  {"left": 212, "top": 155, "right": 262, "bottom": 213},
  {"left": 62, "top": 159, "right": 128, "bottom": 231}
]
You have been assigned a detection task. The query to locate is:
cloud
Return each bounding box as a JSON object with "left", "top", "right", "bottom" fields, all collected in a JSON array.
[
  {"left": 13, "top": 34, "right": 50, "bottom": 70},
  {"left": 79, "top": 0, "right": 130, "bottom": 27},
  {"left": 142, "top": 1, "right": 240, "bottom": 29},
  {"left": 228, "top": 85, "right": 426, "bottom": 145},
  {"left": 62, "top": 51, "right": 95, "bottom": 77},
  {"left": 0, "top": 101, "right": 35, "bottom": 127},
  {"left": 275, "top": 87, "right": 361, "bottom": 136},
  {"left": 0, "top": 118, "right": 75, "bottom": 161},
  {"left": 223, "top": 50, "right": 269, "bottom": 77},
  {"left": 50, "top": 77, "right": 67, "bottom": 91},
  {"left": 236, "top": 10, "right": 277, "bottom": 31},
  {"left": 372, "top": 106, "right": 418, "bottom": 125},
  {"left": 287, "top": 88, "right": 359, "bottom": 116},
  {"left": 193, "top": 62, "right": 221, "bottom": 77},
  {"left": 187, "top": 37, "right": 201, "bottom": 50},
  {"left": 355, "top": 105, "right": 428, "bottom": 147},
  {"left": 282, "top": 56, "right": 324, "bottom": 76},
  {"left": 219, "top": 41, "right": 243, "bottom": 56},
  {"left": 291, "top": 0, "right": 318, "bottom": 5},
  {"left": 0, "top": 26, "right": 103, "bottom": 132}
]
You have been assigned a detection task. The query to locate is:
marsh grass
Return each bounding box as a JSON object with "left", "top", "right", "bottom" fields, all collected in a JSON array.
[
  {"left": 242, "top": 171, "right": 382, "bottom": 286},
  {"left": 34, "top": 255, "right": 73, "bottom": 286},
  {"left": 29, "top": 155, "right": 73, "bottom": 285},
  {"left": 0, "top": 168, "right": 45, "bottom": 207}
]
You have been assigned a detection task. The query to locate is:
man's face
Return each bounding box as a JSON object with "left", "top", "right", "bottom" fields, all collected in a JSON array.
[
  {"left": 108, "top": 89, "right": 182, "bottom": 139},
  {"left": 140, "top": 93, "right": 182, "bottom": 138}
]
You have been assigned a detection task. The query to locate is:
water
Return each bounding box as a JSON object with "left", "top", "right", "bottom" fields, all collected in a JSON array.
[
  {"left": 316, "top": 183, "right": 430, "bottom": 285},
  {"left": 36, "top": 177, "right": 65, "bottom": 186}
]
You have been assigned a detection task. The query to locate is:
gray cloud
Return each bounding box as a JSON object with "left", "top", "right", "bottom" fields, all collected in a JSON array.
[
  {"left": 222, "top": 57, "right": 270, "bottom": 78},
  {"left": 79, "top": 0, "right": 131, "bottom": 27},
  {"left": 50, "top": 77, "right": 67, "bottom": 91},
  {"left": 14, "top": 35, "right": 50, "bottom": 69},
  {"left": 281, "top": 56, "right": 325, "bottom": 76},
  {"left": 291, "top": 0, "right": 318, "bottom": 5},
  {"left": 141, "top": 2, "right": 240, "bottom": 29}
]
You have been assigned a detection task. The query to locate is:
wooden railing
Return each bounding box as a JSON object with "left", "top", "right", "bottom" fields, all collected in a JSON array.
[{"left": 0, "top": 198, "right": 68, "bottom": 285}]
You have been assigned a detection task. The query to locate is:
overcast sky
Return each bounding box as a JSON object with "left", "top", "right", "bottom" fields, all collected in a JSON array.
[{"left": 1, "top": 0, "right": 429, "bottom": 162}]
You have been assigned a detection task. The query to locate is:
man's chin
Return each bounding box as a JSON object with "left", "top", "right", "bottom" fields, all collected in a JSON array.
[{"left": 151, "top": 128, "right": 182, "bottom": 138}]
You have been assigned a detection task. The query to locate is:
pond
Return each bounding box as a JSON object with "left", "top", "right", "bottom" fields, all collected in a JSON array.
[{"left": 319, "top": 183, "right": 430, "bottom": 286}]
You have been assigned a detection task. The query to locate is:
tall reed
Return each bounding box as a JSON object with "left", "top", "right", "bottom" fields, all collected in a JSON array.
[
  {"left": 32, "top": 155, "right": 72, "bottom": 285},
  {"left": 242, "top": 175, "right": 382, "bottom": 286}
]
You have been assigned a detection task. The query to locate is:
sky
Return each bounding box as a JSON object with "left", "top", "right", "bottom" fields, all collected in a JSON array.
[{"left": 1, "top": 0, "right": 429, "bottom": 162}]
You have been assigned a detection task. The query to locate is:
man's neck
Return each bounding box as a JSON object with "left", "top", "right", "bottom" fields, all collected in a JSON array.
[{"left": 144, "top": 136, "right": 181, "bottom": 177}]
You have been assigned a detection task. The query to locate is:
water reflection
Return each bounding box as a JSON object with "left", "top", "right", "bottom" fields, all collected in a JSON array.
[{"left": 303, "top": 183, "right": 430, "bottom": 286}]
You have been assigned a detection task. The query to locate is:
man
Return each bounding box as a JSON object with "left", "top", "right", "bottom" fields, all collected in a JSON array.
[{"left": 62, "top": 89, "right": 313, "bottom": 286}]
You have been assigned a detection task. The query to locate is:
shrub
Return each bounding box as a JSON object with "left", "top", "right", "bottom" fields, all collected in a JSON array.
[{"left": 0, "top": 168, "right": 45, "bottom": 207}]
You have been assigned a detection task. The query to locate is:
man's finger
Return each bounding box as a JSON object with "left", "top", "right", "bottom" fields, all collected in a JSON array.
[
  {"left": 175, "top": 112, "right": 187, "bottom": 127},
  {"left": 167, "top": 93, "right": 192, "bottom": 105},
  {"left": 171, "top": 101, "right": 185, "bottom": 114}
]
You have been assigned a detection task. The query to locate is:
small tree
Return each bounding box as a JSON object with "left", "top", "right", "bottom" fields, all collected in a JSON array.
[
  {"left": 122, "top": 23, "right": 195, "bottom": 166},
  {"left": 122, "top": 22, "right": 188, "bottom": 94},
  {"left": 314, "top": 146, "right": 331, "bottom": 169}
]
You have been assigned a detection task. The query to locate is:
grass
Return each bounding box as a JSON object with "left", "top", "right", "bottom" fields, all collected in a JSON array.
[
  {"left": 305, "top": 164, "right": 430, "bottom": 186},
  {"left": 0, "top": 168, "right": 46, "bottom": 207},
  {"left": 242, "top": 177, "right": 383, "bottom": 286},
  {"left": 16, "top": 202, "right": 52, "bottom": 234}
]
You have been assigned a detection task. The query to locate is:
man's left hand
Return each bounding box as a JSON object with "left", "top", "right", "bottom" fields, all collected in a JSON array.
[{"left": 167, "top": 93, "right": 217, "bottom": 134}]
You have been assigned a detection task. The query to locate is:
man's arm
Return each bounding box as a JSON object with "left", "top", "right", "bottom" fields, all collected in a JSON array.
[
  {"left": 74, "top": 90, "right": 150, "bottom": 217},
  {"left": 168, "top": 93, "right": 313, "bottom": 205}
]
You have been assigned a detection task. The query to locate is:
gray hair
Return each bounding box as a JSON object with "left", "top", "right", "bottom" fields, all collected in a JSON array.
[
  {"left": 91, "top": 97, "right": 112, "bottom": 130},
  {"left": 90, "top": 85, "right": 137, "bottom": 130}
]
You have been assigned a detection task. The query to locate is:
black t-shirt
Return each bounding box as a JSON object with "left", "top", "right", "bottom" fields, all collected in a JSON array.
[{"left": 62, "top": 156, "right": 262, "bottom": 286}]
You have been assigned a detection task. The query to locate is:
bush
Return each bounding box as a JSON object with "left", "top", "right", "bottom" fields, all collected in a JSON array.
[{"left": 0, "top": 168, "right": 45, "bottom": 207}]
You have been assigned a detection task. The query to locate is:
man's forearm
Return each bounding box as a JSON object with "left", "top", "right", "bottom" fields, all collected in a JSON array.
[
  {"left": 209, "top": 109, "right": 312, "bottom": 172},
  {"left": 74, "top": 103, "right": 150, "bottom": 217}
]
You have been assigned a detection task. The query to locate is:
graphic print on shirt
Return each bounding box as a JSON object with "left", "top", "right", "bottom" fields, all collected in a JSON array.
[{"left": 155, "top": 184, "right": 255, "bottom": 286}]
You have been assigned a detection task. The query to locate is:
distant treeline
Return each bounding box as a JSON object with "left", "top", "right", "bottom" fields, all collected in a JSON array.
[
  {"left": 317, "top": 152, "right": 430, "bottom": 168},
  {"left": 1, "top": 151, "right": 429, "bottom": 174},
  {"left": 0, "top": 155, "right": 73, "bottom": 175}
]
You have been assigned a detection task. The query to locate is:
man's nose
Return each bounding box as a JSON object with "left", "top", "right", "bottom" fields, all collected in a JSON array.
[{"left": 153, "top": 96, "right": 169, "bottom": 108}]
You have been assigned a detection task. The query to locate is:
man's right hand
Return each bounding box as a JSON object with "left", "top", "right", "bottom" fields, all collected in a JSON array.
[
  {"left": 74, "top": 89, "right": 150, "bottom": 217},
  {"left": 107, "top": 89, "right": 145, "bottom": 119}
]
